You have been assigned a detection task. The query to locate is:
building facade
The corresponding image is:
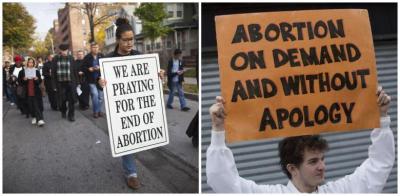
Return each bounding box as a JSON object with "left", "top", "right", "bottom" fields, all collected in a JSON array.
[
  {"left": 136, "top": 3, "right": 198, "bottom": 68},
  {"left": 104, "top": 4, "right": 142, "bottom": 55},
  {"left": 56, "top": 3, "right": 91, "bottom": 56}
]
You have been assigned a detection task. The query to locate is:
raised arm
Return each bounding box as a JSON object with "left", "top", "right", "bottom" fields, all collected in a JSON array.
[
  {"left": 321, "top": 87, "right": 395, "bottom": 193},
  {"left": 206, "top": 96, "right": 284, "bottom": 193}
]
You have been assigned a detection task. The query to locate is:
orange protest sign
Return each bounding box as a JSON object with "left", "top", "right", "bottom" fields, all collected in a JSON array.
[{"left": 215, "top": 9, "right": 380, "bottom": 143}]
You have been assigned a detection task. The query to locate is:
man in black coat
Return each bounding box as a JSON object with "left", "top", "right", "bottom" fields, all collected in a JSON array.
[
  {"left": 166, "top": 49, "right": 190, "bottom": 111},
  {"left": 42, "top": 54, "right": 58, "bottom": 110},
  {"left": 51, "top": 44, "right": 79, "bottom": 122},
  {"left": 76, "top": 50, "right": 90, "bottom": 110},
  {"left": 10, "top": 55, "right": 29, "bottom": 116}
]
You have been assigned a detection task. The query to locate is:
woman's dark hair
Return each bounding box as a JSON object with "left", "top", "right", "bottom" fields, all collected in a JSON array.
[
  {"left": 278, "top": 135, "right": 328, "bottom": 179},
  {"left": 115, "top": 18, "right": 133, "bottom": 39}
]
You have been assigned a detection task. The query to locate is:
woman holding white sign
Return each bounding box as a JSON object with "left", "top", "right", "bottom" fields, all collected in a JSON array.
[
  {"left": 18, "top": 58, "right": 45, "bottom": 126},
  {"left": 99, "top": 18, "right": 165, "bottom": 190}
]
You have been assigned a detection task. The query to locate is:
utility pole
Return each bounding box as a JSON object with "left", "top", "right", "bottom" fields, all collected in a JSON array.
[{"left": 50, "top": 38, "right": 55, "bottom": 54}]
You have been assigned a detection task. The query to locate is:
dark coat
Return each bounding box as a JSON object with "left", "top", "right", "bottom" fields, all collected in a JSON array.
[
  {"left": 17, "top": 68, "right": 43, "bottom": 98},
  {"left": 9, "top": 64, "right": 23, "bottom": 86},
  {"left": 42, "top": 61, "right": 53, "bottom": 90},
  {"left": 9, "top": 64, "right": 22, "bottom": 77},
  {"left": 50, "top": 54, "right": 79, "bottom": 88},
  {"left": 3, "top": 67, "right": 8, "bottom": 86},
  {"left": 106, "top": 49, "right": 141, "bottom": 58},
  {"left": 42, "top": 61, "right": 52, "bottom": 79},
  {"left": 82, "top": 53, "right": 105, "bottom": 84},
  {"left": 167, "top": 58, "right": 184, "bottom": 88},
  {"left": 50, "top": 54, "right": 79, "bottom": 102}
]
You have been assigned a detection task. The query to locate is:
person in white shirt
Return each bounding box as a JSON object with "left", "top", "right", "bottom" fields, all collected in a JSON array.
[{"left": 206, "top": 86, "right": 394, "bottom": 193}]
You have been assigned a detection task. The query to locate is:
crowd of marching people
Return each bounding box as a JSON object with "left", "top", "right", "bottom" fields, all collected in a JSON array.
[
  {"left": 3, "top": 41, "right": 193, "bottom": 128},
  {"left": 2, "top": 42, "right": 107, "bottom": 127}
]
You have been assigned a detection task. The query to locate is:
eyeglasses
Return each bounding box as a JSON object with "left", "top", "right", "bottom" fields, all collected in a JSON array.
[{"left": 120, "top": 37, "right": 134, "bottom": 44}]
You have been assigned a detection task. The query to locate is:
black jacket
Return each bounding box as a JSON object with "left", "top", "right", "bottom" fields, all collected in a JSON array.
[
  {"left": 167, "top": 58, "right": 184, "bottom": 88},
  {"left": 42, "top": 61, "right": 53, "bottom": 89},
  {"left": 74, "top": 59, "right": 86, "bottom": 84},
  {"left": 50, "top": 54, "right": 79, "bottom": 89},
  {"left": 3, "top": 67, "right": 8, "bottom": 85},
  {"left": 82, "top": 53, "right": 104, "bottom": 84},
  {"left": 18, "top": 68, "right": 42, "bottom": 98},
  {"left": 9, "top": 64, "right": 23, "bottom": 76},
  {"left": 106, "top": 49, "right": 141, "bottom": 58},
  {"left": 9, "top": 64, "right": 23, "bottom": 85},
  {"left": 42, "top": 61, "right": 52, "bottom": 79}
]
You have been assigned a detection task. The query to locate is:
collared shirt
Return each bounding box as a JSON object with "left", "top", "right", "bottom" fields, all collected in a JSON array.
[
  {"left": 172, "top": 59, "right": 180, "bottom": 82},
  {"left": 206, "top": 117, "right": 394, "bottom": 193},
  {"left": 56, "top": 56, "right": 71, "bottom": 82}
]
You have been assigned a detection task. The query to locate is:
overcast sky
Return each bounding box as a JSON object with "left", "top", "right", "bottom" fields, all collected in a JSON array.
[{"left": 22, "top": 2, "right": 65, "bottom": 41}]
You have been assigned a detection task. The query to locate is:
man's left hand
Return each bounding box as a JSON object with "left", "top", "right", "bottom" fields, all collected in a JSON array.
[
  {"left": 159, "top": 69, "right": 165, "bottom": 80},
  {"left": 377, "top": 86, "right": 391, "bottom": 117}
]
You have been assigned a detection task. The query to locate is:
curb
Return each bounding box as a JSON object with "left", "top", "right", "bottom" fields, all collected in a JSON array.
[{"left": 163, "top": 89, "right": 198, "bottom": 101}]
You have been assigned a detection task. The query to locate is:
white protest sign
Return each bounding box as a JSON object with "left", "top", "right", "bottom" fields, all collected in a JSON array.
[
  {"left": 25, "top": 68, "right": 36, "bottom": 79},
  {"left": 100, "top": 54, "right": 169, "bottom": 157}
]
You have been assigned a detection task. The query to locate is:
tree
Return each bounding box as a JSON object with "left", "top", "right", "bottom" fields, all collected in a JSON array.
[
  {"left": 31, "top": 38, "right": 49, "bottom": 58},
  {"left": 94, "top": 20, "right": 111, "bottom": 49},
  {"left": 135, "top": 3, "right": 171, "bottom": 52},
  {"left": 44, "top": 28, "right": 56, "bottom": 54},
  {"left": 3, "top": 3, "right": 36, "bottom": 50},
  {"left": 70, "top": 3, "right": 117, "bottom": 43}
]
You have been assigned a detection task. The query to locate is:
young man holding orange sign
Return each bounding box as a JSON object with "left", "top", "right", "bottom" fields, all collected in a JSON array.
[{"left": 206, "top": 87, "right": 394, "bottom": 193}]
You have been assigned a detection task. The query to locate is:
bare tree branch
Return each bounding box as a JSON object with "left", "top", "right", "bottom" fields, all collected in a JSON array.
[{"left": 94, "top": 14, "right": 116, "bottom": 26}]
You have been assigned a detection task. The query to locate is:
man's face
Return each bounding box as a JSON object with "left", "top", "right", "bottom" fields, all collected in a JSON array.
[
  {"left": 77, "top": 52, "right": 84, "bottom": 60},
  {"left": 60, "top": 49, "right": 68, "bottom": 56},
  {"left": 15, "top": 61, "right": 22, "bottom": 67},
  {"left": 295, "top": 149, "right": 326, "bottom": 189},
  {"left": 47, "top": 55, "right": 53, "bottom": 62},
  {"left": 91, "top": 45, "right": 99, "bottom": 55},
  {"left": 174, "top": 53, "right": 182, "bottom": 60}
]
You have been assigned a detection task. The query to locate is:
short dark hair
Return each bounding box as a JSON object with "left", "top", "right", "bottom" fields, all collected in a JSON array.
[
  {"left": 278, "top": 135, "right": 328, "bottom": 179},
  {"left": 174, "top": 49, "right": 182, "bottom": 55},
  {"left": 59, "top": 44, "right": 69, "bottom": 51}
]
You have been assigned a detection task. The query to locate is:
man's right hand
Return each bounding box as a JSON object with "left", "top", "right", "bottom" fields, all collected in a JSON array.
[
  {"left": 209, "top": 96, "right": 226, "bottom": 132},
  {"left": 377, "top": 86, "right": 391, "bottom": 117},
  {"left": 89, "top": 67, "right": 94, "bottom": 72}
]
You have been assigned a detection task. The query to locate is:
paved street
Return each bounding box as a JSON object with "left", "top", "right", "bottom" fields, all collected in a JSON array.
[{"left": 3, "top": 94, "right": 198, "bottom": 193}]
